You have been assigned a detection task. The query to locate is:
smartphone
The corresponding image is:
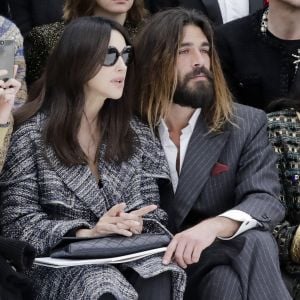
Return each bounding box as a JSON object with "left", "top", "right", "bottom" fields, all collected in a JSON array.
[{"left": 0, "top": 40, "right": 15, "bottom": 81}]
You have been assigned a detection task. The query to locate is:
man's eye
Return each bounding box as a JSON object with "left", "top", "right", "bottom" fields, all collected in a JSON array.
[
  {"left": 200, "top": 49, "right": 209, "bottom": 54},
  {"left": 179, "top": 49, "right": 189, "bottom": 55}
]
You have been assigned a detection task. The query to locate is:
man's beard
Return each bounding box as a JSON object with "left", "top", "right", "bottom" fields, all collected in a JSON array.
[{"left": 173, "top": 66, "right": 215, "bottom": 110}]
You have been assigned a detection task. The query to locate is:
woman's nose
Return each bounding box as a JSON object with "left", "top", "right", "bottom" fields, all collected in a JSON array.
[{"left": 115, "top": 56, "right": 127, "bottom": 71}]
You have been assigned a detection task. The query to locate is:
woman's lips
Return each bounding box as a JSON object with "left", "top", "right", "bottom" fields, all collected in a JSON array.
[{"left": 111, "top": 77, "right": 125, "bottom": 87}]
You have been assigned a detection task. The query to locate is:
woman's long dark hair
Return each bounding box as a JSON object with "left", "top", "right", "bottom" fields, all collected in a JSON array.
[{"left": 15, "top": 16, "right": 134, "bottom": 165}]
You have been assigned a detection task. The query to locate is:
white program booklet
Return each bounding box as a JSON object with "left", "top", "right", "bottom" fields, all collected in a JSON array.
[{"left": 34, "top": 247, "right": 167, "bottom": 268}]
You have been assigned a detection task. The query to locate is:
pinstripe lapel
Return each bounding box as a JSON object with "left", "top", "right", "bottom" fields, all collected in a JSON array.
[{"left": 170, "top": 115, "right": 230, "bottom": 232}]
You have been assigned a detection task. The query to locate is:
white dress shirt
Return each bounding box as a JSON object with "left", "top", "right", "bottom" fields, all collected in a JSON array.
[
  {"left": 218, "top": 0, "right": 249, "bottom": 23},
  {"left": 158, "top": 109, "right": 260, "bottom": 239}
]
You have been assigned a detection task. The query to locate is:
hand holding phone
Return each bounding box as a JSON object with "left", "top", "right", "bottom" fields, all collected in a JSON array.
[
  {"left": 0, "top": 68, "right": 21, "bottom": 124},
  {"left": 0, "top": 40, "right": 14, "bottom": 81}
]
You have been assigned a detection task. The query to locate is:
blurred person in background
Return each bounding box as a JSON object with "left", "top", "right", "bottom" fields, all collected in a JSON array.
[
  {"left": 216, "top": 0, "right": 300, "bottom": 110},
  {"left": 268, "top": 76, "right": 300, "bottom": 299},
  {"left": 0, "top": 15, "right": 27, "bottom": 107},
  {"left": 144, "top": 0, "right": 264, "bottom": 24},
  {"left": 25, "top": 0, "right": 147, "bottom": 86},
  {"left": 0, "top": 69, "right": 20, "bottom": 170}
]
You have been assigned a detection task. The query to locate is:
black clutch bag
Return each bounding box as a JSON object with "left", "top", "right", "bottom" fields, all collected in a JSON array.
[{"left": 50, "top": 233, "right": 171, "bottom": 259}]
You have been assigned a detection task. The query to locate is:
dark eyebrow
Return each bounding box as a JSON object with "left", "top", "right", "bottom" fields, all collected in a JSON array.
[
  {"left": 180, "top": 41, "right": 210, "bottom": 48},
  {"left": 201, "top": 42, "right": 210, "bottom": 48}
]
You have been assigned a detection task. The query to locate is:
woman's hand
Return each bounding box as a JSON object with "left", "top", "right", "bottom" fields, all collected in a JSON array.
[
  {"left": 0, "top": 68, "right": 21, "bottom": 124},
  {"left": 76, "top": 203, "right": 157, "bottom": 238},
  {"left": 118, "top": 205, "right": 157, "bottom": 234}
]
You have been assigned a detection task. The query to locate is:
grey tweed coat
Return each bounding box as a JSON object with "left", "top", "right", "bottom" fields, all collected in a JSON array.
[{"left": 0, "top": 113, "right": 186, "bottom": 300}]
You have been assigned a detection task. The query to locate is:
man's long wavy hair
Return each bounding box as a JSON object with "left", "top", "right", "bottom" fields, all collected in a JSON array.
[
  {"left": 63, "top": 0, "right": 146, "bottom": 25},
  {"left": 132, "top": 8, "right": 234, "bottom": 131},
  {"left": 14, "top": 17, "right": 134, "bottom": 165}
]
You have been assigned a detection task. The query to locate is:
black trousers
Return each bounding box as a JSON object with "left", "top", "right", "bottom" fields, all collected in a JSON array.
[{"left": 99, "top": 269, "right": 172, "bottom": 300}]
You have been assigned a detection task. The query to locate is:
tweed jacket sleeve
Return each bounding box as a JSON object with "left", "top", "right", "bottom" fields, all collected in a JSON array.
[
  {"left": 267, "top": 109, "right": 300, "bottom": 272},
  {"left": 0, "top": 120, "right": 91, "bottom": 255}
]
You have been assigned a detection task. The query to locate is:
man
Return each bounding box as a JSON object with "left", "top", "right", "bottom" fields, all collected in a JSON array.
[
  {"left": 144, "top": 0, "right": 264, "bottom": 24},
  {"left": 215, "top": 0, "right": 300, "bottom": 110},
  {"left": 132, "top": 8, "right": 291, "bottom": 299}
]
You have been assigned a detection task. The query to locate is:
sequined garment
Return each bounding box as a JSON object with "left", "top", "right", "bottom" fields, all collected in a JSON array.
[
  {"left": 268, "top": 109, "right": 300, "bottom": 295},
  {"left": 0, "top": 16, "right": 27, "bottom": 107},
  {"left": 25, "top": 20, "right": 142, "bottom": 85}
]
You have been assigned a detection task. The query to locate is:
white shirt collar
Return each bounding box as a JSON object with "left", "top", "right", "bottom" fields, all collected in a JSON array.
[
  {"left": 158, "top": 108, "right": 201, "bottom": 140},
  {"left": 217, "top": 0, "right": 249, "bottom": 23},
  {"left": 158, "top": 108, "right": 201, "bottom": 192}
]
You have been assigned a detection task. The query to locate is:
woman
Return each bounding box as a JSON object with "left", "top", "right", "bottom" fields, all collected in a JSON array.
[
  {"left": 0, "top": 16, "right": 27, "bottom": 106},
  {"left": 0, "top": 17, "right": 185, "bottom": 299},
  {"left": 267, "top": 92, "right": 300, "bottom": 299},
  {"left": 25, "top": 0, "right": 146, "bottom": 85}
]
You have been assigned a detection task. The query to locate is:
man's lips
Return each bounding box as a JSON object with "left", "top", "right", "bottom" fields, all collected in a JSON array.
[
  {"left": 189, "top": 74, "right": 208, "bottom": 81},
  {"left": 112, "top": 0, "right": 128, "bottom": 4}
]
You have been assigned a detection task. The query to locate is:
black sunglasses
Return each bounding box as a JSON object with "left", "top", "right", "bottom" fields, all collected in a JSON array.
[{"left": 103, "top": 45, "right": 133, "bottom": 66}]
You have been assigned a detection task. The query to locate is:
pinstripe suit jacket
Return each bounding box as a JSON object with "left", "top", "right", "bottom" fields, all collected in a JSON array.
[{"left": 161, "top": 104, "right": 285, "bottom": 233}]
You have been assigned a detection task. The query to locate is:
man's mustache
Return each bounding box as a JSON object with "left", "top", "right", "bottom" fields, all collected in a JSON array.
[{"left": 185, "top": 66, "right": 213, "bottom": 82}]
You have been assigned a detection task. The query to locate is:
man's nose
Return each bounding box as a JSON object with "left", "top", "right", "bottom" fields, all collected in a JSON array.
[{"left": 192, "top": 51, "right": 205, "bottom": 67}]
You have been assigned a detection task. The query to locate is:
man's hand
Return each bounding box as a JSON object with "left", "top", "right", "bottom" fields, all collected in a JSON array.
[{"left": 162, "top": 216, "right": 240, "bottom": 268}]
